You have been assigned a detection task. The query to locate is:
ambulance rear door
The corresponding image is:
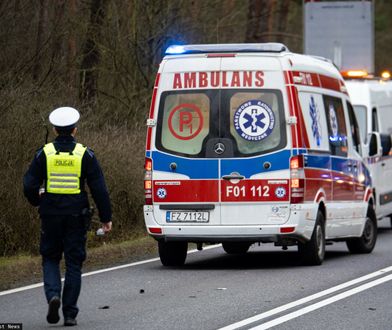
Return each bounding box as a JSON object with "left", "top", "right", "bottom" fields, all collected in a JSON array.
[
  {"left": 218, "top": 56, "right": 291, "bottom": 225},
  {"left": 151, "top": 56, "right": 221, "bottom": 227}
]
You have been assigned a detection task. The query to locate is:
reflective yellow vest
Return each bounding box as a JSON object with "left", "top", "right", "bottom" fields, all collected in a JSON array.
[{"left": 43, "top": 143, "right": 87, "bottom": 194}]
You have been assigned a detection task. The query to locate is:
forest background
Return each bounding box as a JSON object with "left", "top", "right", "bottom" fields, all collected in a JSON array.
[{"left": 1, "top": 0, "right": 392, "bottom": 257}]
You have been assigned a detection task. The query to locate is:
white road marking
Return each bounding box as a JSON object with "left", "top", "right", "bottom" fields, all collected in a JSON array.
[
  {"left": 0, "top": 244, "right": 221, "bottom": 297},
  {"left": 250, "top": 273, "right": 392, "bottom": 330},
  {"left": 218, "top": 265, "right": 392, "bottom": 330}
]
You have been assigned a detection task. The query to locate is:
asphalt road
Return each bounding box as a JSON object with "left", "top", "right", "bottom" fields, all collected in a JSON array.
[{"left": 1, "top": 218, "right": 392, "bottom": 330}]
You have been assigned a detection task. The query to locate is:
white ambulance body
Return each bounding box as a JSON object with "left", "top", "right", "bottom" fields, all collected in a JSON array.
[
  {"left": 143, "top": 43, "right": 376, "bottom": 266},
  {"left": 346, "top": 79, "right": 392, "bottom": 222}
]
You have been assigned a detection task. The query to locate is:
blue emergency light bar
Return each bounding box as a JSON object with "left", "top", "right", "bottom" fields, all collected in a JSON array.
[{"left": 165, "top": 43, "right": 289, "bottom": 55}]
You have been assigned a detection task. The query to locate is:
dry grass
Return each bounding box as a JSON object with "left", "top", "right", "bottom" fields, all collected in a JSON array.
[
  {"left": 0, "top": 234, "right": 158, "bottom": 292},
  {"left": 0, "top": 83, "right": 149, "bottom": 256}
]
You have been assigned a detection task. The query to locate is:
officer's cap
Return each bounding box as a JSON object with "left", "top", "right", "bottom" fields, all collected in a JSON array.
[{"left": 49, "top": 107, "right": 80, "bottom": 129}]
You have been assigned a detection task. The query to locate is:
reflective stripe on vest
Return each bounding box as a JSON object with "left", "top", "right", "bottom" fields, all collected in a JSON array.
[{"left": 43, "top": 142, "right": 87, "bottom": 194}]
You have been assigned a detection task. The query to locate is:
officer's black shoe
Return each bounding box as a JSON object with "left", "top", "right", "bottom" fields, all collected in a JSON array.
[
  {"left": 64, "top": 317, "right": 77, "bottom": 326},
  {"left": 46, "top": 296, "right": 61, "bottom": 324}
]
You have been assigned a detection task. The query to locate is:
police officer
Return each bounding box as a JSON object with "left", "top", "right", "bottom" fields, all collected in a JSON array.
[{"left": 23, "top": 107, "right": 112, "bottom": 326}]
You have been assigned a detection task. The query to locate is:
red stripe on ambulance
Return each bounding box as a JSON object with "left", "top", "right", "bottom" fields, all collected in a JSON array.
[
  {"left": 364, "top": 188, "right": 373, "bottom": 202},
  {"left": 304, "top": 168, "right": 332, "bottom": 202},
  {"left": 153, "top": 180, "right": 219, "bottom": 203},
  {"left": 292, "top": 71, "right": 321, "bottom": 87},
  {"left": 146, "top": 73, "right": 161, "bottom": 150},
  {"left": 284, "top": 71, "right": 299, "bottom": 148},
  {"left": 292, "top": 85, "right": 310, "bottom": 148},
  {"left": 285, "top": 84, "right": 310, "bottom": 148},
  {"left": 221, "top": 180, "right": 290, "bottom": 202},
  {"left": 284, "top": 70, "right": 310, "bottom": 148}
]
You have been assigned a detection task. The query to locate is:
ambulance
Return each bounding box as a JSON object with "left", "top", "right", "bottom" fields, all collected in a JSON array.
[
  {"left": 143, "top": 43, "right": 376, "bottom": 266},
  {"left": 345, "top": 75, "right": 392, "bottom": 225}
]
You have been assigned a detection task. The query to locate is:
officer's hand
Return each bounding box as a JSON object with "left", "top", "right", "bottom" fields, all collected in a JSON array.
[{"left": 102, "top": 221, "right": 112, "bottom": 233}]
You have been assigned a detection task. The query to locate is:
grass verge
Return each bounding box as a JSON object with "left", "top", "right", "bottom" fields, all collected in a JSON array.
[{"left": 0, "top": 234, "right": 158, "bottom": 292}]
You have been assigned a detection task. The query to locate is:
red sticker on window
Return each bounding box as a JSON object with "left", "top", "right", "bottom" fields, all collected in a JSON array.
[{"left": 168, "top": 103, "right": 204, "bottom": 140}]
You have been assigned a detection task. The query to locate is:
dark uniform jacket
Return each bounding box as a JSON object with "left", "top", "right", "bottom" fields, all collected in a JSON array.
[{"left": 23, "top": 135, "right": 112, "bottom": 223}]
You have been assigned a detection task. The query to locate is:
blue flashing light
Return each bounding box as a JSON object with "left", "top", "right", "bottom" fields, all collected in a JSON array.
[
  {"left": 164, "top": 43, "right": 289, "bottom": 56},
  {"left": 165, "top": 45, "right": 186, "bottom": 55},
  {"left": 329, "top": 135, "right": 347, "bottom": 142}
]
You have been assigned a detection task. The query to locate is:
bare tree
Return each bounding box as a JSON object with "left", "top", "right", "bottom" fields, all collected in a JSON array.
[
  {"left": 67, "top": 0, "right": 77, "bottom": 98},
  {"left": 276, "top": 0, "right": 291, "bottom": 44},
  {"left": 245, "top": 0, "right": 271, "bottom": 43},
  {"left": 48, "top": 0, "right": 66, "bottom": 82},
  {"left": 80, "top": 0, "right": 108, "bottom": 104},
  {"left": 32, "top": 0, "right": 48, "bottom": 81},
  {"left": 267, "top": 0, "right": 277, "bottom": 39}
]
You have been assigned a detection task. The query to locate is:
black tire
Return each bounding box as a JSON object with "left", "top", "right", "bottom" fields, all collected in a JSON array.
[
  {"left": 298, "top": 210, "right": 325, "bottom": 266},
  {"left": 346, "top": 207, "right": 377, "bottom": 254},
  {"left": 222, "top": 242, "right": 251, "bottom": 254},
  {"left": 158, "top": 241, "right": 188, "bottom": 266}
]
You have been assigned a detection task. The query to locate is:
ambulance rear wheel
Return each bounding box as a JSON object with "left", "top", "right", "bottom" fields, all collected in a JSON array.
[
  {"left": 346, "top": 207, "right": 377, "bottom": 254},
  {"left": 222, "top": 242, "right": 251, "bottom": 254},
  {"left": 298, "top": 210, "right": 325, "bottom": 266},
  {"left": 158, "top": 241, "right": 188, "bottom": 267}
]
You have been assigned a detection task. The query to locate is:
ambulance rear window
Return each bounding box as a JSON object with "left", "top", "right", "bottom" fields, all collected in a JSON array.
[
  {"left": 323, "top": 95, "right": 348, "bottom": 157},
  {"left": 352, "top": 105, "right": 367, "bottom": 142},
  {"left": 157, "top": 92, "right": 211, "bottom": 155},
  {"left": 228, "top": 91, "right": 284, "bottom": 155},
  {"left": 155, "top": 89, "right": 285, "bottom": 158}
]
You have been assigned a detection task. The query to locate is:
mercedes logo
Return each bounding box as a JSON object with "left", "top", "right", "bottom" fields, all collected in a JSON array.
[{"left": 214, "top": 142, "right": 225, "bottom": 155}]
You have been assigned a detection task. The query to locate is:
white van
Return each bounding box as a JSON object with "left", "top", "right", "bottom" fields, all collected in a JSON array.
[
  {"left": 143, "top": 43, "right": 376, "bottom": 266},
  {"left": 346, "top": 78, "right": 392, "bottom": 225}
]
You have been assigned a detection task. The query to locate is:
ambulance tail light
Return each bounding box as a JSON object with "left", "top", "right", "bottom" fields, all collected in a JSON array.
[
  {"left": 149, "top": 227, "right": 162, "bottom": 234},
  {"left": 290, "top": 155, "right": 305, "bottom": 204},
  {"left": 280, "top": 226, "right": 295, "bottom": 234},
  {"left": 144, "top": 157, "right": 153, "bottom": 205}
]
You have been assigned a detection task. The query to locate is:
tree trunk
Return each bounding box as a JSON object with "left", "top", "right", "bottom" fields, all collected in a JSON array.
[
  {"left": 67, "top": 0, "right": 77, "bottom": 98},
  {"left": 245, "top": 0, "right": 272, "bottom": 43},
  {"left": 80, "top": 0, "right": 108, "bottom": 104},
  {"left": 245, "top": 0, "right": 261, "bottom": 43},
  {"left": 267, "top": 0, "right": 278, "bottom": 42},
  {"left": 276, "top": 0, "right": 291, "bottom": 43},
  {"left": 50, "top": 0, "right": 66, "bottom": 80},
  {"left": 32, "top": 0, "right": 48, "bottom": 81}
]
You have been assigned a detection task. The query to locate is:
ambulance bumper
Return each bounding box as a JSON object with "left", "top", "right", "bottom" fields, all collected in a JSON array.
[
  {"left": 157, "top": 234, "right": 302, "bottom": 244},
  {"left": 144, "top": 204, "right": 316, "bottom": 243}
]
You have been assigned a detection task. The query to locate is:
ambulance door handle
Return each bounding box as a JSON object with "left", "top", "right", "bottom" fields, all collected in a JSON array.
[{"left": 222, "top": 174, "right": 245, "bottom": 180}]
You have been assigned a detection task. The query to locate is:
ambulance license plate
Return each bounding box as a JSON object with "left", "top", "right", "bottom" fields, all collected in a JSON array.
[{"left": 166, "top": 211, "right": 209, "bottom": 223}]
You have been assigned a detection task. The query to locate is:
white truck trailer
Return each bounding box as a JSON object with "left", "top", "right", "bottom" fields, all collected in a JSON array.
[{"left": 346, "top": 78, "right": 392, "bottom": 224}]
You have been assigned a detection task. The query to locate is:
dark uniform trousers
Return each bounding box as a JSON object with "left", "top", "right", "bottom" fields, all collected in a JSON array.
[{"left": 40, "top": 214, "right": 87, "bottom": 319}]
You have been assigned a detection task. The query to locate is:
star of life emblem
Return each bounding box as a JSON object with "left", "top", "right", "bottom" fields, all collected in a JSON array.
[
  {"left": 233, "top": 100, "right": 275, "bottom": 141},
  {"left": 157, "top": 188, "right": 167, "bottom": 199},
  {"left": 275, "top": 187, "right": 286, "bottom": 198}
]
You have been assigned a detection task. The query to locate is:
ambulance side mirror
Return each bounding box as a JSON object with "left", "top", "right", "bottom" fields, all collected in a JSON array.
[
  {"left": 380, "top": 133, "right": 392, "bottom": 156},
  {"left": 368, "top": 132, "right": 382, "bottom": 157}
]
